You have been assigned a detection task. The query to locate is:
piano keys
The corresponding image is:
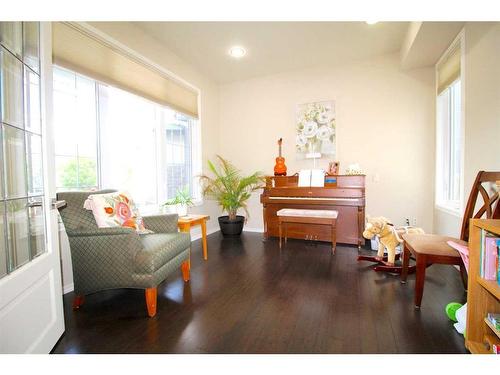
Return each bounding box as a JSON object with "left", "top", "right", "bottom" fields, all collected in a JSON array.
[{"left": 260, "top": 174, "right": 366, "bottom": 247}]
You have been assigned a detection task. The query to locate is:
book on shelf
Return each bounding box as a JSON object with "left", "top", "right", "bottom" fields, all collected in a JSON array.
[
  {"left": 479, "top": 229, "right": 500, "bottom": 284},
  {"left": 497, "top": 239, "right": 500, "bottom": 285},
  {"left": 487, "top": 313, "right": 500, "bottom": 331}
]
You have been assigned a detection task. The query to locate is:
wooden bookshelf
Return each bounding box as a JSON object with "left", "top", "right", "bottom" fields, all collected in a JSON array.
[
  {"left": 477, "top": 278, "right": 500, "bottom": 300},
  {"left": 465, "top": 219, "right": 500, "bottom": 354}
]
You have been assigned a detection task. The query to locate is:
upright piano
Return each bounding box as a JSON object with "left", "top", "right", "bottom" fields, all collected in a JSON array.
[{"left": 260, "top": 174, "right": 366, "bottom": 247}]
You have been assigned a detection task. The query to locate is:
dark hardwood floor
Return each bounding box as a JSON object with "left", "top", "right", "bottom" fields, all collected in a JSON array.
[{"left": 51, "top": 231, "right": 468, "bottom": 354}]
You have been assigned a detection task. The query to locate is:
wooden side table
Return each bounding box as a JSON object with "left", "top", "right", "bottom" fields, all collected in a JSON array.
[{"left": 178, "top": 214, "right": 210, "bottom": 260}]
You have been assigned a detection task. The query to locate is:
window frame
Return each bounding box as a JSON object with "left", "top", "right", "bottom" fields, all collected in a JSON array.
[
  {"left": 53, "top": 65, "right": 202, "bottom": 208},
  {"left": 434, "top": 30, "right": 465, "bottom": 217}
]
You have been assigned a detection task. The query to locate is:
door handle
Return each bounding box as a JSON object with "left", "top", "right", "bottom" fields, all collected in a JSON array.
[{"left": 27, "top": 199, "right": 43, "bottom": 208}]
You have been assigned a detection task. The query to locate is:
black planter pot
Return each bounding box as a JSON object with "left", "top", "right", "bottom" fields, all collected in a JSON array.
[{"left": 218, "top": 215, "right": 245, "bottom": 236}]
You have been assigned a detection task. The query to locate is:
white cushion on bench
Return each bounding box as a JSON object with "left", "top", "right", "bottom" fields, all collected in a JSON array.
[{"left": 277, "top": 208, "right": 338, "bottom": 219}]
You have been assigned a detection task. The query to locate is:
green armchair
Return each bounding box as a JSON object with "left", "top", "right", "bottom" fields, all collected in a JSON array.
[{"left": 57, "top": 190, "right": 191, "bottom": 317}]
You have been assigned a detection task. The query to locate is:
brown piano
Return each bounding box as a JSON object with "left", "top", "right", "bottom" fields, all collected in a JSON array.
[{"left": 260, "top": 174, "right": 366, "bottom": 247}]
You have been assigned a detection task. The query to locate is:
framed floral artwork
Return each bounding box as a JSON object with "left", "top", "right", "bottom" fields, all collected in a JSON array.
[{"left": 296, "top": 101, "right": 336, "bottom": 159}]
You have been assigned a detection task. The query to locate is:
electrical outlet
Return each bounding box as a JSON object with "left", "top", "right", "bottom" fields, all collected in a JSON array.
[
  {"left": 404, "top": 217, "right": 410, "bottom": 226},
  {"left": 412, "top": 217, "right": 418, "bottom": 226}
]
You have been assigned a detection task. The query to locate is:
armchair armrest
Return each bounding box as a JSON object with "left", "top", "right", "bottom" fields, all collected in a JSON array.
[
  {"left": 142, "top": 214, "right": 179, "bottom": 233},
  {"left": 67, "top": 227, "right": 136, "bottom": 237}
]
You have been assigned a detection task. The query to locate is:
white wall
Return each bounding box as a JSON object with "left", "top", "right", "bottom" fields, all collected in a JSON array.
[
  {"left": 219, "top": 53, "right": 436, "bottom": 232},
  {"left": 58, "top": 22, "right": 221, "bottom": 292},
  {"left": 434, "top": 22, "right": 500, "bottom": 237}
]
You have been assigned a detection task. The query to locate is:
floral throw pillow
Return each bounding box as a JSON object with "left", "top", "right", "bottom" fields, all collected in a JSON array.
[{"left": 84, "top": 192, "right": 152, "bottom": 234}]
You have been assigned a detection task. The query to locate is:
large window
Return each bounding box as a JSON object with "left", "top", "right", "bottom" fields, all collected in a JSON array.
[
  {"left": 53, "top": 68, "right": 98, "bottom": 190},
  {"left": 53, "top": 66, "right": 201, "bottom": 208},
  {"left": 435, "top": 36, "right": 463, "bottom": 213}
]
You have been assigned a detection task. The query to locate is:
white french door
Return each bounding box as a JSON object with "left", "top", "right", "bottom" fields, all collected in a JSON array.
[{"left": 0, "top": 22, "right": 64, "bottom": 353}]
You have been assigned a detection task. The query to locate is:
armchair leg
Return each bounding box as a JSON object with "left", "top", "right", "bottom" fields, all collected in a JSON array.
[
  {"left": 181, "top": 259, "right": 190, "bottom": 282},
  {"left": 145, "top": 287, "right": 158, "bottom": 318},
  {"left": 72, "top": 295, "right": 85, "bottom": 310}
]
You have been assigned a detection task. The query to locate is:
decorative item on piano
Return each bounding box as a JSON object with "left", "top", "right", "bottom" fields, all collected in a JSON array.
[
  {"left": 296, "top": 101, "right": 336, "bottom": 160},
  {"left": 199, "top": 155, "right": 264, "bottom": 236},
  {"left": 327, "top": 161, "right": 339, "bottom": 176},
  {"left": 273, "top": 138, "right": 287, "bottom": 176},
  {"left": 345, "top": 163, "right": 363, "bottom": 175}
]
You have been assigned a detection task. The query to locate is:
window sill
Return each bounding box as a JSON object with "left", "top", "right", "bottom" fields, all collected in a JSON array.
[{"left": 435, "top": 204, "right": 461, "bottom": 218}]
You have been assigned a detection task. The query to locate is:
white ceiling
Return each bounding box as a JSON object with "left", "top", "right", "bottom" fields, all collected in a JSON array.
[{"left": 134, "top": 22, "right": 409, "bottom": 84}]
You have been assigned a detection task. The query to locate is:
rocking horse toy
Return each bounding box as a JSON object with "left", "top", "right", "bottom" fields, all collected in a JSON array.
[{"left": 358, "top": 216, "right": 424, "bottom": 273}]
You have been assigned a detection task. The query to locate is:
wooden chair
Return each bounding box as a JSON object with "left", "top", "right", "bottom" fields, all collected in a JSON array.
[{"left": 401, "top": 171, "right": 500, "bottom": 309}]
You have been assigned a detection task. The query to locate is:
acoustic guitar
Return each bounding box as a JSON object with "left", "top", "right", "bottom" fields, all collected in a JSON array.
[{"left": 273, "top": 138, "right": 287, "bottom": 176}]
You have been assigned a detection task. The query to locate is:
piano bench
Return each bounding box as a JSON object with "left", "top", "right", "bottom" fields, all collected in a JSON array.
[{"left": 276, "top": 209, "right": 338, "bottom": 254}]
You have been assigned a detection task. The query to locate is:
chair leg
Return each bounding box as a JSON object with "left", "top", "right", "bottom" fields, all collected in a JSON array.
[
  {"left": 401, "top": 243, "right": 410, "bottom": 283},
  {"left": 414, "top": 255, "right": 427, "bottom": 309},
  {"left": 181, "top": 259, "right": 190, "bottom": 282},
  {"left": 459, "top": 262, "right": 468, "bottom": 291},
  {"left": 145, "top": 287, "right": 157, "bottom": 318},
  {"left": 72, "top": 295, "right": 85, "bottom": 310}
]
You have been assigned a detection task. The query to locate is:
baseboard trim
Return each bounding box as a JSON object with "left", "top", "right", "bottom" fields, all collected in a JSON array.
[
  {"left": 243, "top": 227, "right": 264, "bottom": 233},
  {"left": 191, "top": 227, "right": 220, "bottom": 241}
]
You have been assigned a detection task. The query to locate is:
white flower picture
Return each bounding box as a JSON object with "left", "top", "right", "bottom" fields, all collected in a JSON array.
[
  {"left": 296, "top": 101, "right": 336, "bottom": 159},
  {"left": 303, "top": 121, "right": 318, "bottom": 138}
]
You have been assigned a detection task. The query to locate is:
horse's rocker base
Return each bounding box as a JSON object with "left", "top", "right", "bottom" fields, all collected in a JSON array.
[
  {"left": 358, "top": 253, "right": 416, "bottom": 274},
  {"left": 357, "top": 253, "right": 401, "bottom": 263},
  {"left": 374, "top": 263, "right": 416, "bottom": 274}
]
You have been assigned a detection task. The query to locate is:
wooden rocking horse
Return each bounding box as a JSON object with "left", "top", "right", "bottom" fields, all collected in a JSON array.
[{"left": 358, "top": 216, "right": 424, "bottom": 274}]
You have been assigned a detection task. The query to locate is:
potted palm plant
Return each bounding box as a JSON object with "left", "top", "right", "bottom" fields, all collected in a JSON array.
[{"left": 199, "top": 155, "right": 264, "bottom": 236}]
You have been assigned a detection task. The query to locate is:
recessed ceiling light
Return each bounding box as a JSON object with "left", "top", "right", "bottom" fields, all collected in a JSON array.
[
  {"left": 229, "top": 46, "right": 246, "bottom": 59},
  {"left": 366, "top": 21, "right": 379, "bottom": 25}
]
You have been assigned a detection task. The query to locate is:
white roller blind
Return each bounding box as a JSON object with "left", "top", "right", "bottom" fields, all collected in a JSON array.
[
  {"left": 52, "top": 22, "right": 199, "bottom": 118},
  {"left": 437, "top": 44, "right": 461, "bottom": 94}
]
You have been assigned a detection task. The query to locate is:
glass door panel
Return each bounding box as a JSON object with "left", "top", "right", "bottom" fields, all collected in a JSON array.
[
  {"left": 0, "top": 21, "right": 45, "bottom": 281},
  {"left": 26, "top": 132, "right": 43, "bottom": 196},
  {"left": 3, "top": 124, "right": 28, "bottom": 198},
  {"left": 24, "top": 67, "right": 41, "bottom": 134},
  {"left": 0, "top": 22, "right": 22, "bottom": 58},
  {"left": 28, "top": 197, "right": 45, "bottom": 258},
  {"left": 6, "top": 198, "right": 29, "bottom": 271},
  {"left": 0, "top": 202, "right": 6, "bottom": 278},
  {"left": 22, "top": 22, "right": 40, "bottom": 74},
  {"left": 1, "top": 48, "right": 24, "bottom": 127}
]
